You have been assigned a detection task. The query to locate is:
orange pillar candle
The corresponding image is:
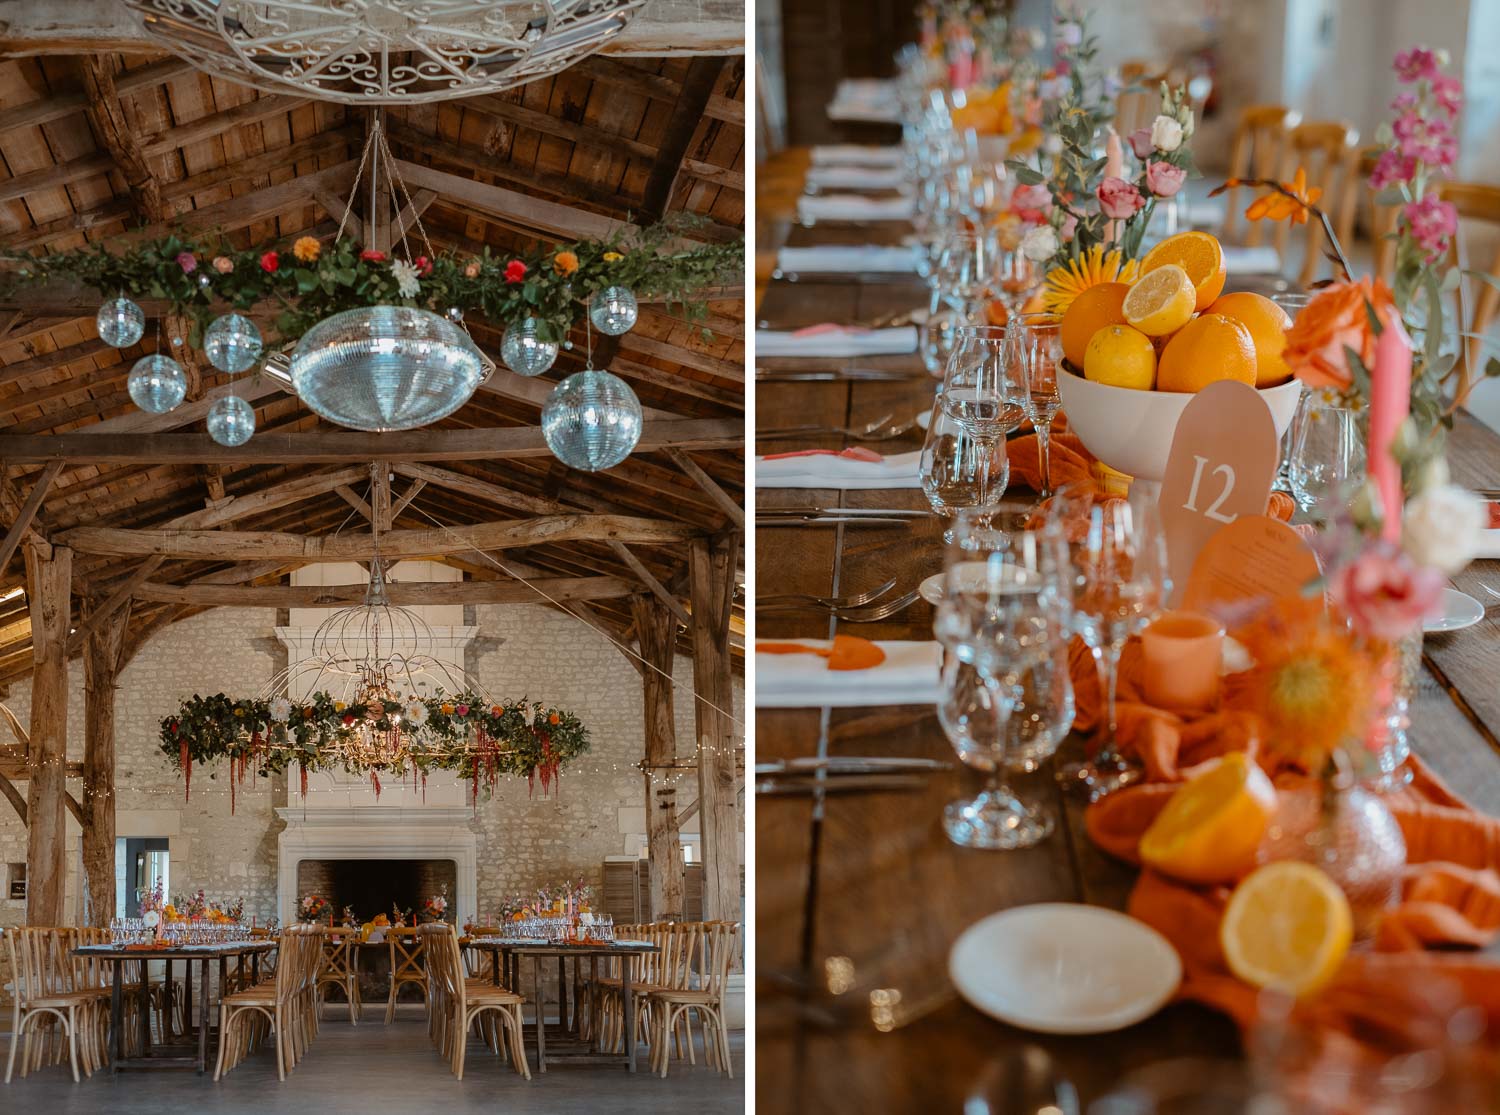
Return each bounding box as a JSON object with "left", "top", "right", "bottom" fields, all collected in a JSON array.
[{"left": 1141, "top": 611, "right": 1225, "bottom": 712}]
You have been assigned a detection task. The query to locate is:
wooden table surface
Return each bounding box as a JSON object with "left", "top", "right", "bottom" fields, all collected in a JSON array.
[{"left": 753, "top": 213, "right": 1500, "bottom": 1111}]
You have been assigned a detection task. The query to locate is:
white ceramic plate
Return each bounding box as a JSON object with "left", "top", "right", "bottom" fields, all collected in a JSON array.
[
  {"left": 919, "top": 571, "right": 944, "bottom": 604},
  {"left": 1425, "top": 587, "right": 1484, "bottom": 633},
  {"left": 949, "top": 904, "right": 1182, "bottom": 1035}
]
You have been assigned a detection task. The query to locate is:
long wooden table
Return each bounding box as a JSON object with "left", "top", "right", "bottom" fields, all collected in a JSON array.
[{"left": 754, "top": 208, "right": 1500, "bottom": 1110}]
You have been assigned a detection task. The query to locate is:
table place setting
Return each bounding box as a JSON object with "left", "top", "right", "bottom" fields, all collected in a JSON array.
[
  {"left": 805, "top": 164, "right": 910, "bottom": 192},
  {"left": 756, "top": 447, "right": 923, "bottom": 489},
  {"left": 809, "top": 144, "right": 906, "bottom": 167},
  {"left": 755, "top": 636, "right": 941, "bottom": 708},
  {"left": 774, "top": 243, "right": 924, "bottom": 275},
  {"left": 755, "top": 322, "right": 920, "bottom": 357},
  {"left": 796, "top": 192, "right": 918, "bottom": 224}
]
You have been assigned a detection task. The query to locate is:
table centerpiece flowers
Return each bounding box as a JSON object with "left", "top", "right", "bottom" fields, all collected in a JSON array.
[{"left": 299, "top": 894, "right": 328, "bottom": 923}]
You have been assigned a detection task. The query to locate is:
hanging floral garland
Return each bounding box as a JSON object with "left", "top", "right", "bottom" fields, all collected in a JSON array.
[
  {"left": 1, "top": 213, "right": 741, "bottom": 345},
  {"left": 158, "top": 692, "right": 590, "bottom": 806}
]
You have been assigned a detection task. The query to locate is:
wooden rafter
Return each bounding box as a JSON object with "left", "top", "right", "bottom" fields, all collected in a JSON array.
[{"left": 132, "top": 575, "right": 635, "bottom": 607}]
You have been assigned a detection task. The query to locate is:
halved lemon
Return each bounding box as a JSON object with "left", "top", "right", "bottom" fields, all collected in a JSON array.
[
  {"left": 1122, "top": 265, "right": 1196, "bottom": 337},
  {"left": 1220, "top": 861, "right": 1352, "bottom": 996},
  {"left": 1141, "top": 231, "right": 1228, "bottom": 311},
  {"left": 1139, "top": 754, "right": 1277, "bottom": 884}
]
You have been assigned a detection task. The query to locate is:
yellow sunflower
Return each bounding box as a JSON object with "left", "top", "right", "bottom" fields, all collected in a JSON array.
[{"left": 1041, "top": 245, "right": 1140, "bottom": 315}]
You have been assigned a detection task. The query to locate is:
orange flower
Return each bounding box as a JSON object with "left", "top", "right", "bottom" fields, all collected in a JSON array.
[
  {"left": 1229, "top": 597, "right": 1377, "bottom": 771},
  {"left": 548, "top": 712, "right": 560, "bottom": 725},
  {"left": 1244, "top": 167, "right": 1322, "bottom": 225},
  {"left": 553, "top": 251, "right": 579, "bottom": 276},
  {"left": 1282, "top": 275, "right": 1396, "bottom": 389}
]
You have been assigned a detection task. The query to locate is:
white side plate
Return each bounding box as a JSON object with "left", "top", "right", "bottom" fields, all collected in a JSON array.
[{"left": 1425, "top": 587, "right": 1483, "bottom": 633}]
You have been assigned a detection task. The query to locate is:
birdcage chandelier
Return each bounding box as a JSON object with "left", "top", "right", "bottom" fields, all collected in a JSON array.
[{"left": 121, "top": 0, "right": 650, "bottom": 105}]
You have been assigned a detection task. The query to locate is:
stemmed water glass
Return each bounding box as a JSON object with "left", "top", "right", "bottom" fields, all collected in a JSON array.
[
  {"left": 933, "top": 508, "right": 1070, "bottom": 849},
  {"left": 920, "top": 325, "right": 1028, "bottom": 535},
  {"left": 993, "top": 244, "right": 1042, "bottom": 320},
  {"left": 1010, "top": 312, "right": 1065, "bottom": 499},
  {"left": 934, "top": 227, "right": 998, "bottom": 317},
  {"left": 1054, "top": 486, "right": 1171, "bottom": 799}
]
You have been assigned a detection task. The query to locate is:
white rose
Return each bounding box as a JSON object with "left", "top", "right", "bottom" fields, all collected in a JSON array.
[
  {"left": 1150, "top": 114, "right": 1183, "bottom": 153},
  {"left": 1403, "top": 484, "right": 1485, "bottom": 574},
  {"left": 1019, "top": 225, "right": 1058, "bottom": 262},
  {"left": 269, "top": 697, "right": 291, "bottom": 723}
]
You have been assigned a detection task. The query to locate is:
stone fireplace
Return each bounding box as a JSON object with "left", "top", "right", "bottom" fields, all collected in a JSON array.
[{"left": 294, "top": 858, "right": 456, "bottom": 924}]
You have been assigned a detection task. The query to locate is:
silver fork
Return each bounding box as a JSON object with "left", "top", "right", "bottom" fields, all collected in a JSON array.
[
  {"left": 758, "top": 577, "right": 897, "bottom": 609},
  {"left": 833, "top": 589, "right": 922, "bottom": 622}
]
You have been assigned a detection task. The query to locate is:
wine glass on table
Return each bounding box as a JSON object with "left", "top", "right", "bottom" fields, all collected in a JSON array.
[
  {"left": 1010, "top": 312, "right": 1065, "bottom": 499},
  {"left": 933, "top": 507, "right": 1070, "bottom": 849},
  {"left": 1054, "top": 487, "right": 1171, "bottom": 799},
  {"left": 935, "top": 228, "right": 998, "bottom": 317},
  {"left": 993, "top": 245, "right": 1042, "bottom": 321}
]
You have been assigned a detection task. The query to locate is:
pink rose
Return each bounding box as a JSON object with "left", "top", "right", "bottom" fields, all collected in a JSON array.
[
  {"left": 456, "top": 703, "right": 470, "bottom": 717},
  {"left": 1127, "top": 127, "right": 1153, "bottom": 160},
  {"left": 1011, "top": 183, "right": 1052, "bottom": 217},
  {"left": 1096, "top": 176, "right": 1145, "bottom": 220},
  {"left": 1144, "top": 160, "right": 1187, "bottom": 199},
  {"left": 177, "top": 252, "right": 197, "bottom": 274},
  {"left": 1329, "top": 545, "right": 1444, "bottom": 641}
]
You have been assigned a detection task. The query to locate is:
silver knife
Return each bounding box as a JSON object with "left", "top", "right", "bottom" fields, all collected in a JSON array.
[
  {"left": 758, "top": 507, "right": 932, "bottom": 519},
  {"left": 756, "top": 516, "right": 913, "bottom": 527}
]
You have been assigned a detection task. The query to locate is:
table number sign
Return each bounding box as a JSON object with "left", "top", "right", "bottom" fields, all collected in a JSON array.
[{"left": 1158, "top": 380, "right": 1281, "bottom": 600}]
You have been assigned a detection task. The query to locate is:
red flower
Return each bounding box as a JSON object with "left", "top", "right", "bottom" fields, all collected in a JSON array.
[
  {"left": 341, "top": 713, "right": 356, "bottom": 726},
  {"left": 413, "top": 255, "right": 433, "bottom": 277},
  {"left": 360, "top": 249, "right": 387, "bottom": 263},
  {"left": 504, "top": 260, "right": 527, "bottom": 284},
  {"left": 260, "top": 250, "right": 279, "bottom": 273}
]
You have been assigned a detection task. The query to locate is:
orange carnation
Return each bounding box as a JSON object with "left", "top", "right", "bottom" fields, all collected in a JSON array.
[
  {"left": 1281, "top": 275, "right": 1396, "bottom": 390},
  {"left": 553, "top": 251, "right": 579, "bottom": 276}
]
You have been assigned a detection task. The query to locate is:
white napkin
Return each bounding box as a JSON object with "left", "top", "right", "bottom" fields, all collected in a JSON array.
[
  {"left": 811, "top": 144, "right": 905, "bottom": 167},
  {"left": 799, "top": 194, "right": 916, "bottom": 223},
  {"left": 756, "top": 449, "right": 923, "bottom": 490},
  {"left": 756, "top": 639, "right": 941, "bottom": 708},
  {"left": 1220, "top": 245, "right": 1282, "bottom": 274},
  {"left": 1476, "top": 528, "right": 1500, "bottom": 559},
  {"left": 828, "top": 79, "right": 902, "bottom": 124},
  {"left": 777, "top": 244, "right": 922, "bottom": 275},
  {"left": 756, "top": 325, "right": 918, "bottom": 358},
  {"left": 806, "top": 165, "right": 908, "bottom": 191}
]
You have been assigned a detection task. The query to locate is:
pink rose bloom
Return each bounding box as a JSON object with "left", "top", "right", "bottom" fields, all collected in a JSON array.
[
  {"left": 1127, "top": 127, "right": 1153, "bottom": 160},
  {"left": 1096, "top": 176, "right": 1145, "bottom": 220},
  {"left": 176, "top": 252, "right": 197, "bottom": 274},
  {"left": 1402, "top": 195, "right": 1458, "bottom": 261},
  {"left": 1394, "top": 46, "right": 1442, "bottom": 83},
  {"left": 1011, "top": 183, "right": 1052, "bottom": 217},
  {"left": 1330, "top": 545, "right": 1444, "bottom": 641},
  {"left": 1058, "top": 211, "right": 1078, "bottom": 242},
  {"left": 1144, "top": 160, "right": 1187, "bottom": 198},
  {"left": 456, "top": 703, "right": 470, "bottom": 717}
]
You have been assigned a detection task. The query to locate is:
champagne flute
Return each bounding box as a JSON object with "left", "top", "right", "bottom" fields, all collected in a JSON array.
[{"left": 1011, "top": 312, "right": 1065, "bottom": 498}]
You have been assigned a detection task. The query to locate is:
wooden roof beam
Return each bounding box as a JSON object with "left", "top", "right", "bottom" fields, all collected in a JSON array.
[
  {"left": 640, "top": 57, "right": 725, "bottom": 218},
  {"left": 132, "top": 575, "right": 635, "bottom": 607}
]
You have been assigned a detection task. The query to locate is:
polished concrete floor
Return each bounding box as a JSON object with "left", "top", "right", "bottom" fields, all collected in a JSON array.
[{"left": 1, "top": 1006, "right": 744, "bottom": 1114}]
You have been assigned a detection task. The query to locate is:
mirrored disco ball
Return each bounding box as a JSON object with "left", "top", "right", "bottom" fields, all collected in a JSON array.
[
  {"left": 206, "top": 395, "right": 256, "bottom": 446},
  {"left": 588, "top": 285, "right": 638, "bottom": 336},
  {"left": 541, "top": 369, "right": 642, "bottom": 472},
  {"left": 204, "top": 312, "right": 264, "bottom": 373},
  {"left": 127, "top": 353, "right": 187, "bottom": 414},
  {"left": 97, "top": 296, "right": 145, "bottom": 348},
  {"left": 289, "top": 306, "right": 485, "bottom": 431},
  {"left": 500, "top": 317, "right": 559, "bottom": 376}
]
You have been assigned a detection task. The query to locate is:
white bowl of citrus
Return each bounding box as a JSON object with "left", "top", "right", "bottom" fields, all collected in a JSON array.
[{"left": 1053, "top": 232, "right": 1304, "bottom": 483}]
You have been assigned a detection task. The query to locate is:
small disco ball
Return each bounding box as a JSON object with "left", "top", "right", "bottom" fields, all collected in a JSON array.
[
  {"left": 97, "top": 296, "right": 145, "bottom": 348},
  {"left": 541, "top": 369, "right": 642, "bottom": 472},
  {"left": 126, "top": 354, "right": 187, "bottom": 414},
  {"left": 500, "top": 317, "right": 558, "bottom": 376},
  {"left": 206, "top": 395, "right": 256, "bottom": 446},
  {"left": 203, "top": 313, "right": 264, "bottom": 373},
  {"left": 588, "top": 285, "right": 639, "bottom": 336}
]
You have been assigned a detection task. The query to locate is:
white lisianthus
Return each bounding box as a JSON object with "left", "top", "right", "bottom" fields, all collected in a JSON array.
[
  {"left": 1403, "top": 484, "right": 1485, "bottom": 574},
  {"left": 1150, "top": 114, "right": 1183, "bottom": 153},
  {"left": 391, "top": 259, "right": 421, "bottom": 298},
  {"left": 405, "top": 702, "right": 429, "bottom": 726},
  {"left": 1019, "top": 225, "right": 1058, "bottom": 262}
]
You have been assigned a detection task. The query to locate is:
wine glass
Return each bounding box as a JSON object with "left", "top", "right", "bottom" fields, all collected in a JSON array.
[
  {"left": 1055, "top": 487, "right": 1170, "bottom": 799},
  {"left": 935, "top": 228, "right": 998, "bottom": 316},
  {"left": 1270, "top": 292, "right": 1313, "bottom": 494},
  {"left": 933, "top": 508, "right": 1068, "bottom": 849},
  {"left": 994, "top": 245, "right": 1042, "bottom": 319},
  {"left": 920, "top": 325, "right": 1027, "bottom": 535},
  {"left": 1011, "top": 312, "right": 1065, "bottom": 498}
]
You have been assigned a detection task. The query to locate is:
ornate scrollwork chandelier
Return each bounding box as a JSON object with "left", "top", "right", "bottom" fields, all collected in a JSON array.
[{"left": 122, "top": 0, "right": 651, "bottom": 104}]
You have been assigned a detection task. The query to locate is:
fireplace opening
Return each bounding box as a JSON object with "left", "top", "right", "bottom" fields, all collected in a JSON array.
[{"left": 295, "top": 858, "right": 456, "bottom": 923}]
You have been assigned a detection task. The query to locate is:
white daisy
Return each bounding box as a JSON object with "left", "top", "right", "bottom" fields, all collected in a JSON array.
[
  {"left": 269, "top": 697, "right": 292, "bottom": 722},
  {"left": 391, "top": 259, "right": 421, "bottom": 298},
  {"left": 406, "top": 702, "right": 429, "bottom": 726}
]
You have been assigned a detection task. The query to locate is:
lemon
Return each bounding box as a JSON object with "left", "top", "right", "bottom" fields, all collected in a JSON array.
[
  {"left": 1220, "top": 861, "right": 1353, "bottom": 996},
  {"left": 1139, "top": 754, "right": 1277, "bottom": 884},
  {"left": 1083, "top": 324, "right": 1156, "bottom": 390},
  {"left": 1123, "top": 264, "right": 1197, "bottom": 337}
]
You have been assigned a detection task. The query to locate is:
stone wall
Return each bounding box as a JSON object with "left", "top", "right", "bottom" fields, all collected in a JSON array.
[{"left": 0, "top": 600, "right": 743, "bottom": 932}]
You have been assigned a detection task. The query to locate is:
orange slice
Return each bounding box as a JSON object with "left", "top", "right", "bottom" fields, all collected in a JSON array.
[
  {"left": 1122, "top": 265, "right": 1196, "bottom": 337},
  {"left": 1140, "top": 231, "right": 1227, "bottom": 311},
  {"left": 1220, "top": 861, "right": 1352, "bottom": 995},
  {"left": 1138, "top": 753, "right": 1276, "bottom": 884}
]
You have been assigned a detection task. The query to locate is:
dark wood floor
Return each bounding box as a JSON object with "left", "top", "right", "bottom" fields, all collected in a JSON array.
[{"left": 1, "top": 1006, "right": 744, "bottom": 1114}]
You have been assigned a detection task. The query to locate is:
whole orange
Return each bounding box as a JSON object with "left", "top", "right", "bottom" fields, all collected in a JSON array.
[
  {"left": 1156, "top": 313, "right": 1257, "bottom": 393},
  {"left": 1207, "top": 291, "right": 1293, "bottom": 386},
  {"left": 1059, "top": 282, "right": 1130, "bottom": 369}
]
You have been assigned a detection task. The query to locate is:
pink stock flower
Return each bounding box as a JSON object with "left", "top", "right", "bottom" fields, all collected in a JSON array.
[
  {"left": 1431, "top": 74, "right": 1463, "bottom": 115},
  {"left": 1144, "top": 160, "right": 1187, "bottom": 198},
  {"left": 1096, "top": 176, "right": 1146, "bottom": 220},
  {"left": 1394, "top": 46, "right": 1443, "bottom": 83},
  {"left": 1369, "top": 149, "right": 1417, "bottom": 189},
  {"left": 1011, "top": 183, "right": 1052, "bottom": 216},
  {"left": 1402, "top": 194, "right": 1458, "bottom": 261},
  {"left": 1058, "top": 211, "right": 1078, "bottom": 242},
  {"left": 1393, "top": 111, "right": 1458, "bottom": 169},
  {"left": 1329, "top": 544, "right": 1444, "bottom": 642},
  {"left": 1127, "top": 127, "right": 1153, "bottom": 160}
]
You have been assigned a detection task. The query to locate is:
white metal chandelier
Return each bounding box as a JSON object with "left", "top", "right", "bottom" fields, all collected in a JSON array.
[{"left": 122, "top": 0, "right": 650, "bottom": 104}]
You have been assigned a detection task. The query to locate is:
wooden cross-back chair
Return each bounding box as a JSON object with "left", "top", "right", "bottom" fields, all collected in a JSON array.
[
  {"left": 1273, "top": 121, "right": 1362, "bottom": 287},
  {"left": 315, "top": 926, "right": 360, "bottom": 1024},
  {"left": 650, "top": 921, "right": 739, "bottom": 1079},
  {"left": 385, "top": 927, "right": 428, "bottom": 1023},
  {"left": 419, "top": 923, "right": 528, "bottom": 1081},
  {"left": 1221, "top": 105, "right": 1303, "bottom": 246},
  {"left": 1440, "top": 182, "right": 1500, "bottom": 391},
  {"left": 1113, "top": 62, "right": 1168, "bottom": 141},
  {"left": 3, "top": 927, "right": 114, "bottom": 1083},
  {"left": 215, "top": 925, "right": 322, "bottom": 1081}
]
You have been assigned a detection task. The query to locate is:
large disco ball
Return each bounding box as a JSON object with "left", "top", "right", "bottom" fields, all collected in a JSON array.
[
  {"left": 127, "top": 353, "right": 187, "bottom": 414},
  {"left": 541, "top": 369, "right": 642, "bottom": 472},
  {"left": 204, "top": 312, "right": 263, "bottom": 373},
  {"left": 588, "top": 285, "right": 638, "bottom": 336},
  {"left": 207, "top": 395, "right": 256, "bottom": 446},
  {"left": 500, "top": 317, "right": 559, "bottom": 377},
  {"left": 289, "top": 306, "right": 485, "bottom": 431},
  {"left": 98, "top": 296, "right": 145, "bottom": 348}
]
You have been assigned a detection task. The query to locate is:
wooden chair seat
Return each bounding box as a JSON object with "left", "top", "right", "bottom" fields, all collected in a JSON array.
[
  {"left": 223, "top": 984, "right": 278, "bottom": 1006},
  {"left": 24, "top": 989, "right": 108, "bottom": 1009},
  {"left": 465, "top": 985, "right": 524, "bottom": 1006}
]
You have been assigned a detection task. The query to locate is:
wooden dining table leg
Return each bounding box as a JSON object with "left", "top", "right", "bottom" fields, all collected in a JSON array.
[
  {"left": 138, "top": 961, "right": 152, "bottom": 1055},
  {"left": 622, "top": 954, "right": 636, "bottom": 1073},
  {"left": 557, "top": 956, "right": 568, "bottom": 1033},
  {"left": 491, "top": 951, "right": 500, "bottom": 987},
  {"left": 197, "top": 959, "right": 210, "bottom": 1073},
  {"left": 110, "top": 959, "right": 123, "bottom": 1073},
  {"left": 533, "top": 956, "right": 546, "bottom": 1073}
]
